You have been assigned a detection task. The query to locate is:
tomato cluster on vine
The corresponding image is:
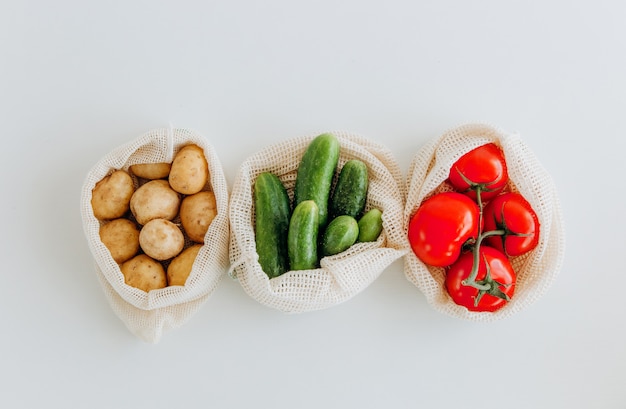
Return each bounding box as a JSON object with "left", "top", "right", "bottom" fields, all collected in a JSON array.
[{"left": 408, "top": 143, "right": 540, "bottom": 312}]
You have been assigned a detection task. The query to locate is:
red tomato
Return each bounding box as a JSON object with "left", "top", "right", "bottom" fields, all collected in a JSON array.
[
  {"left": 448, "top": 143, "right": 508, "bottom": 202},
  {"left": 482, "top": 192, "right": 540, "bottom": 257},
  {"left": 445, "top": 246, "right": 516, "bottom": 312},
  {"left": 408, "top": 192, "right": 480, "bottom": 267}
]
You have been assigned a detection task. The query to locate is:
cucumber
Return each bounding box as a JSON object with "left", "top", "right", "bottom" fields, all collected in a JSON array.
[
  {"left": 254, "top": 172, "right": 291, "bottom": 278},
  {"left": 288, "top": 200, "right": 319, "bottom": 270},
  {"left": 293, "top": 133, "right": 340, "bottom": 228},
  {"left": 321, "top": 215, "right": 359, "bottom": 257},
  {"left": 357, "top": 208, "right": 383, "bottom": 242},
  {"left": 329, "top": 159, "right": 369, "bottom": 219}
]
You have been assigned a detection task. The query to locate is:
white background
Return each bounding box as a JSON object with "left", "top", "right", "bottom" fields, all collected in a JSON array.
[{"left": 2, "top": 0, "right": 625, "bottom": 408}]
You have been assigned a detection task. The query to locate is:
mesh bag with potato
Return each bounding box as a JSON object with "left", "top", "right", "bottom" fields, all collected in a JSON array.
[
  {"left": 403, "top": 123, "right": 566, "bottom": 321},
  {"left": 228, "top": 131, "right": 408, "bottom": 313},
  {"left": 80, "top": 127, "right": 229, "bottom": 343}
]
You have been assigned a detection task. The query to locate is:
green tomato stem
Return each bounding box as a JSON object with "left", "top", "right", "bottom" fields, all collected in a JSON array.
[
  {"left": 476, "top": 185, "right": 484, "bottom": 229},
  {"left": 461, "top": 229, "right": 506, "bottom": 290},
  {"left": 461, "top": 185, "right": 506, "bottom": 291}
]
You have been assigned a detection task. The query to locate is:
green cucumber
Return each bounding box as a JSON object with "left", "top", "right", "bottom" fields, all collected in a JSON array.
[
  {"left": 329, "top": 159, "right": 369, "bottom": 219},
  {"left": 293, "top": 133, "right": 340, "bottom": 228},
  {"left": 357, "top": 208, "right": 383, "bottom": 242},
  {"left": 288, "top": 200, "right": 319, "bottom": 270},
  {"left": 254, "top": 172, "right": 291, "bottom": 278},
  {"left": 321, "top": 215, "right": 359, "bottom": 257}
]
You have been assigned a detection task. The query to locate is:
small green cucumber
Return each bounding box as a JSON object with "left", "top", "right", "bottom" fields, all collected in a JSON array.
[
  {"left": 293, "top": 133, "right": 340, "bottom": 228},
  {"left": 321, "top": 215, "right": 359, "bottom": 257},
  {"left": 254, "top": 172, "right": 291, "bottom": 278},
  {"left": 288, "top": 200, "right": 319, "bottom": 270},
  {"left": 329, "top": 159, "right": 369, "bottom": 220},
  {"left": 357, "top": 208, "right": 383, "bottom": 242}
]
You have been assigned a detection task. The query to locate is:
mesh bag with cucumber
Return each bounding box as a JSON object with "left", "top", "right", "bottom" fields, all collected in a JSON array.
[{"left": 229, "top": 132, "right": 408, "bottom": 313}]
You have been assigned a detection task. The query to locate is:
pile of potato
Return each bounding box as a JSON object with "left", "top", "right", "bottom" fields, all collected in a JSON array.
[{"left": 91, "top": 144, "right": 217, "bottom": 292}]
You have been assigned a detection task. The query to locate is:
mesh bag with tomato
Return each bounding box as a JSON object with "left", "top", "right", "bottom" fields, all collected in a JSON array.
[{"left": 404, "top": 123, "right": 565, "bottom": 320}]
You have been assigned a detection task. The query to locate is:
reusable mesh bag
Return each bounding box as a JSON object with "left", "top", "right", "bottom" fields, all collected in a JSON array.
[
  {"left": 404, "top": 123, "right": 566, "bottom": 321},
  {"left": 80, "top": 127, "right": 230, "bottom": 343},
  {"left": 228, "top": 131, "right": 408, "bottom": 313}
]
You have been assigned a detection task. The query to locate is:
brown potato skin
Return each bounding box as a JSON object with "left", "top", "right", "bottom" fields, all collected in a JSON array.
[
  {"left": 167, "top": 244, "right": 202, "bottom": 286},
  {"left": 139, "top": 218, "right": 185, "bottom": 261},
  {"left": 91, "top": 170, "right": 135, "bottom": 220},
  {"left": 130, "top": 180, "right": 181, "bottom": 225},
  {"left": 99, "top": 218, "right": 140, "bottom": 264},
  {"left": 129, "top": 163, "right": 171, "bottom": 180},
  {"left": 169, "top": 145, "right": 209, "bottom": 195},
  {"left": 179, "top": 191, "right": 217, "bottom": 243},
  {"left": 120, "top": 254, "right": 167, "bottom": 292}
]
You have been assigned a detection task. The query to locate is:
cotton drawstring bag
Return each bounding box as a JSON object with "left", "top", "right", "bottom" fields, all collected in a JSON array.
[
  {"left": 404, "top": 123, "right": 566, "bottom": 321},
  {"left": 80, "top": 127, "right": 230, "bottom": 343},
  {"left": 228, "top": 131, "right": 408, "bottom": 313}
]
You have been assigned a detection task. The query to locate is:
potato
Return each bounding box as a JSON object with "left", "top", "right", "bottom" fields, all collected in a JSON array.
[
  {"left": 139, "top": 218, "right": 185, "bottom": 261},
  {"left": 129, "top": 162, "right": 171, "bottom": 180},
  {"left": 179, "top": 191, "right": 217, "bottom": 243},
  {"left": 120, "top": 254, "right": 167, "bottom": 292},
  {"left": 169, "top": 144, "right": 209, "bottom": 195},
  {"left": 167, "top": 244, "right": 202, "bottom": 286},
  {"left": 130, "top": 179, "right": 180, "bottom": 225},
  {"left": 99, "top": 218, "right": 140, "bottom": 264},
  {"left": 91, "top": 170, "right": 135, "bottom": 220}
]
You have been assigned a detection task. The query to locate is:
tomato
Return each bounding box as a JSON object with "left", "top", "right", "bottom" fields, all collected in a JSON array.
[
  {"left": 408, "top": 192, "right": 480, "bottom": 267},
  {"left": 445, "top": 246, "right": 516, "bottom": 312},
  {"left": 448, "top": 143, "right": 508, "bottom": 202},
  {"left": 482, "top": 192, "right": 540, "bottom": 257}
]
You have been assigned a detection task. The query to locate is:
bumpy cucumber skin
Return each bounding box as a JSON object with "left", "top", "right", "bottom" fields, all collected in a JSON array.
[
  {"left": 293, "top": 133, "right": 340, "bottom": 228},
  {"left": 288, "top": 200, "right": 319, "bottom": 270},
  {"left": 254, "top": 172, "right": 291, "bottom": 278},
  {"left": 321, "top": 215, "right": 359, "bottom": 256},
  {"left": 357, "top": 208, "right": 383, "bottom": 242},
  {"left": 330, "top": 159, "right": 369, "bottom": 220}
]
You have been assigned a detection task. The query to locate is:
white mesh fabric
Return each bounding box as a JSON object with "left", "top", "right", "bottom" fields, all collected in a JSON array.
[
  {"left": 80, "top": 127, "right": 230, "bottom": 343},
  {"left": 404, "top": 123, "right": 566, "bottom": 321},
  {"left": 228, "top": 131, "right": 409, "bottom": 313}
]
